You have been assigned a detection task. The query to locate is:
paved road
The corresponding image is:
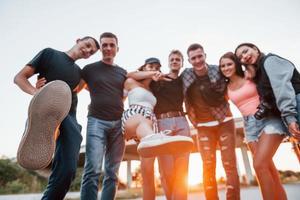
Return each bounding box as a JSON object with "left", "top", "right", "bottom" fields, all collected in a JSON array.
[
  {"left": 141, "top": 183, "right": 300, "bottom": 200},
  {"left": 0, "top": 183, "right": 299, "bottom": 199}
]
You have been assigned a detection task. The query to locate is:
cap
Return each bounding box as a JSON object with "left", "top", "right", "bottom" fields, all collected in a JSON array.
[{"left": 138, "top": 57, "right": 161, "bottom": 71}]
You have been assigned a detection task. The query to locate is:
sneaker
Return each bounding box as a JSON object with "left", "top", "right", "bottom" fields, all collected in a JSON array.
[
  {"left": 17, "top": 80, "right": 71, "bottom": 170},
  {"left": 137, "top": 130, "right": 194, "bottom": 158}
]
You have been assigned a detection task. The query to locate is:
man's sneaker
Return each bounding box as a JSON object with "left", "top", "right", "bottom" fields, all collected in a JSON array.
[
  {"left": 137, "top": 130, "right": 194, "bottom": 158},
  {"left": 17, "top": 80, "right": 71, "bottom": 170}
]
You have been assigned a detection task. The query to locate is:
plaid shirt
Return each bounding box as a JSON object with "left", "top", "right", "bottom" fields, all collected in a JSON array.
[{"left": 181, "top": 64, "right": 230, "bottom": 125}]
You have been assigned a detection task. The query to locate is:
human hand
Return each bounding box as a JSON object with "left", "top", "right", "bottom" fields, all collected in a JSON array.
[
  {"left": 35, "top": 77, "right": 47, "bottom": 89},
  {"left": 152, "top": 72, "right": 163, "bottom": 81},
  {"left": 152, "top": 72, "right": 172, "bottom": 82},
  {"left": 289, "top": 122, "right": 300, "bottom": 140}
]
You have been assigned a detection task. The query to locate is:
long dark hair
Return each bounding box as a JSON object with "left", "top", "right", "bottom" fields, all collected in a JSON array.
[
  {"left": 234, "top": 43, "right": 261, "bottom": 56},
  {"left": 234, "top": 43, "right": 266, "bottom": 81},
  {"left": 219, "top": 52, "right": 244, "bottom": 82},
  {"left": 234, "top": 43, "right": 265, "bottom": 66}
]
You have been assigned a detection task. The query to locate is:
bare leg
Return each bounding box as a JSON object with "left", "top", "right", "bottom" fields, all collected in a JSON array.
[
  {"left": 124, "top": 116, "right": 158, "bottom": 199},
  {"left": 252, "top": 133, "right": 286, "bottom": 200},
  {"left": 248, "top": 141, "right": 287, "bottom": 200},
  {"left": 141, "top": 157, "right": 156, "bottom": 200},
  {"left": 268, "top": 161, "right": 287, "bottom": 200},
  {"left": 124, "top": 115, "right": 154, "bottom": 139}
]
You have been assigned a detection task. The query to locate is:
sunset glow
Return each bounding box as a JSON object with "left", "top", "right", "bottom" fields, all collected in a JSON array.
[{"left": 119, "top": 143, "right": 299, "bottom": 187}]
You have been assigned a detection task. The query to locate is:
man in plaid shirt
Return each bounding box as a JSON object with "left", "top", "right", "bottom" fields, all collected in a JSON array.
[{"left": 182, "top": 43, "right": 240, "bottom": 200}]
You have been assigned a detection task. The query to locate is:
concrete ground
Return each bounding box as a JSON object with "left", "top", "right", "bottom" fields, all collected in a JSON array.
[
  {"left": 138, "top": 183, "right": 300, "bottom": 200},
  {"left": 0, "top": 183, "right": 299, "bottom": 200}
]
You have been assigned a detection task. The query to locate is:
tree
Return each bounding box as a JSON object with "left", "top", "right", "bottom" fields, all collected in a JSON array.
[{"left": 0, "top": 159, "right": 20, "bottom": 187}]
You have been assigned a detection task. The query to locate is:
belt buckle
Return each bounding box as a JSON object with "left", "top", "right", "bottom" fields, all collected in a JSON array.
[
  {"left": 177, "top": 111, "right": 182, "bottom": 117},
  {"left": 160, "top": 113, "right": 166, "bottom": 119},
  {"left": 166, "top": 112, "right": 171, "bottom": 118}
]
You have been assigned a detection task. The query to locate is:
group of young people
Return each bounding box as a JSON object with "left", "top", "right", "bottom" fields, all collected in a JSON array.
[{"left": 14, "top": 32, "right": 300, "bottom": 200}]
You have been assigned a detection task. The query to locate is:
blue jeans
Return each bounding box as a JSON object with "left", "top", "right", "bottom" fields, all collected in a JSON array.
[
  {"left": 42, "top": 113, "right": 83, "bottom": 200},
  {"left": 157, "top": 116, "right": 190, "bottom": 200},
  {"left": 80, "top": 116, "right": 125, "bottom": 200}
]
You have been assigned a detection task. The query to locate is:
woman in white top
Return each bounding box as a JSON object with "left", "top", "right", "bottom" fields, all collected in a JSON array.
[{"left": 122, "top": 58, "right": 193, "bottom": 158}]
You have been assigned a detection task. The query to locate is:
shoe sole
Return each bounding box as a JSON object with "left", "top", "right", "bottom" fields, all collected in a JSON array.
[
  {"left": 137, "top": 136, "right": 194, "bottom": 158},
  {"left": 17, "top": 80, "right": 71, "bottom": 170}
]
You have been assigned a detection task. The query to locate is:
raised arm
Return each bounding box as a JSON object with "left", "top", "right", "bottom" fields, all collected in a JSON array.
[
  {"left": 127, "top": 70, "right": 172, "bottom": 83},
  {"left": 14, "top": 65, "right": 37, "bottom": 95},
  {"left": 124, "top": 77, "right": 140, "bottom": 91},
  {"left": 127, "top": 70, "right": 159, "bottom": 80}
]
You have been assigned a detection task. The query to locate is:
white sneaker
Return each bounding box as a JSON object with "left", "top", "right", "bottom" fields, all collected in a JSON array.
[{"left": 137, "top": 130, "right": 194, "bottom": 158}]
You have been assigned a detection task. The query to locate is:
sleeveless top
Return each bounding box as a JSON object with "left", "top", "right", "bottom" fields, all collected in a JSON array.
[
  {"left": 227, "top": 80, "right": 260, "bottom": 116},
  {"left": 128, "top": 87, "right": 157, "bottom": 109}
]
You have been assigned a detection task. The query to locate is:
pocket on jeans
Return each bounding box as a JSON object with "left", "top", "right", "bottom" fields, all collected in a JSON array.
[
  {"left": 157, "top": 119, "right": 171, "bottom": 130},
  {"left": 243, "top": 117, "right": 253, "bottom": 127},
  {"left": 244, "top": 118, "right": 256, "bottom": 135}
]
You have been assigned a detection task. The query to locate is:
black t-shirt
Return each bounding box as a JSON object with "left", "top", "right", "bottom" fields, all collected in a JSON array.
[
  {"left": 150, "top": 76, "right": 184, "bottom": 115},
  {"left": 81, "top": 61, "right": 127, "bottom": 121},
  {"left": 186, "top": 76, "right": 215, "bottom": 122},
  {"left": 27, "top": 48, "right": 81, "bottom": 114}
]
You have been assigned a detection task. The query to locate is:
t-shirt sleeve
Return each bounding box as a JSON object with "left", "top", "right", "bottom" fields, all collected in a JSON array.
[
  {"left": 123, "top": 68, "right": 128, "bottom": 75},
  {"left": 81, "top": 65, "right": 87, "bottom": 81},
  {"left": 120, "top": 67, "right": 128, "bottom": 80},
  {"left": 27, "top": 48, "right": 52, "bottom": 74}
]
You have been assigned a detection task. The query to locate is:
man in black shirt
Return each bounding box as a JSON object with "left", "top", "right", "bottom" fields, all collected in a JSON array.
[
  {"left": 151, "top": 50, "right": 191, "bottom": 200},
  {"left": 128, "top": 50, "right": 191, "bottom": 200},
  {"left": 79, "top": 32, "right": 127, "bottom": 200},
  {"left": 14, "top": 36, "right": 99, "bottom": 200}
]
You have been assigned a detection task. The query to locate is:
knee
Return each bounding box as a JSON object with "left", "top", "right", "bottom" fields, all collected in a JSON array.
[
  {"left": 142, "top": 165, "right": 154, "bottom": 178},
  {"left": 202, "top": 160, "right": 216, "bottom": 176},
  {"left": 56, "top": 167, "right": 77, "bottom": 185},
  {"left": 201, "top": 152, "right": 216, "bottom": 173},
  {"left": 103, "top": 173, "right": 118, "bottom": 183},
  {"left": 64, "top": 165, "right": 77, "bottom": 177},
  {"left": 83, "top": 155, "right": 101, "bottom": 172},
  {"left": 253, "top": 158, "right": 269, "bottom": 174},
  {"left": 223, "top": 160, "right": 238, "bottom": 174},
  {"left": 83, "top": 163, "right": 101, "bottom": 176}
]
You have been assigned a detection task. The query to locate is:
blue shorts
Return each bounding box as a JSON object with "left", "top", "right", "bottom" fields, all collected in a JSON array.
[
  {"left": 243, "top": 115, "right": 287, "bottom": 143},
  {"left": 296, "top": 93, "right": 300, "bottom": 123}
]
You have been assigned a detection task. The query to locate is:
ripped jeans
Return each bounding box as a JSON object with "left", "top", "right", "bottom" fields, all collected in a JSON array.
[{"left": 196, "top": 119, "right": 240, "bottom": 200}]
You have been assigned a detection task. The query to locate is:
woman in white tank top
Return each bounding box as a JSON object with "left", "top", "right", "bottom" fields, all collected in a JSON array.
[{"left": 122, "top": 58, "right": 194, "bottom": 158}]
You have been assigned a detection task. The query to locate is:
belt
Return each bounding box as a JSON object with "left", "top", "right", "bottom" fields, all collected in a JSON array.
[
  {"left": 196, "top": 117, "right": 233, "bottom": 127},
  {"left": 156, "top": 111, "right": 186, "bottom": 119}
]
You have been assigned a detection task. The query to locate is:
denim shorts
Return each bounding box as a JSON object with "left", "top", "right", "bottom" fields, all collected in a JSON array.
[
  {"left": 296, "top": 93, "right": 300, "bottom": 123},
  {"left": 243, "top": 115, "right": 287, "bottom": 143},
  {"left": 121, "top": 104, "right": 157, "bottom": 135}
]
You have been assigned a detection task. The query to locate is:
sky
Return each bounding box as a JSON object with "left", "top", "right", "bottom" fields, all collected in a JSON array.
[{"left": 1, "top": 0, "right": 300, "bottom": 182}]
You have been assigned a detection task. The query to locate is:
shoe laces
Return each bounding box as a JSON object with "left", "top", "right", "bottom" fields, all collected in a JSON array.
[
  {"left": 157, "top": 130, "right": 173, "bottom": 136},
  {"left": 141, "top": 130, "right": 173, "bottom": 141}
]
